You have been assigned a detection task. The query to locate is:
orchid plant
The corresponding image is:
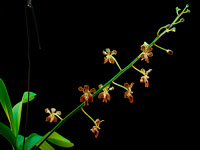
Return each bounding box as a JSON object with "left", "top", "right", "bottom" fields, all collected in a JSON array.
[{"left": 0, "top": 3, "right": 190, "bottom": 150}]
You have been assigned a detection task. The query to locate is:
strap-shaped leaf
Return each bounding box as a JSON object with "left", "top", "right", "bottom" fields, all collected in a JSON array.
[
  {"left": 21, "top": 92, "right": 36, "bottom": 103},
  {"left": 17, "top": 133, "right": 54, "bottom": 150},
  {"left": 0, "top": 122, "right": 17, "bottom": 149},
  {"left": 47, "top": 132, "right": 74, "bottom": 148},
  {"left": 0, "top": 78, "right": 16, "bottom": 135},
  {"left": 19, "top": 133, "right": 42, "bottom": 150},
  {"left": 34, "top": 131, "right": 74, "bottom": 149},
  {"left": 12, "top": 92, "right": 36, "bottom": 136},
  {"left": 39, "top": 141, "right": 55, "bottom": 150}
]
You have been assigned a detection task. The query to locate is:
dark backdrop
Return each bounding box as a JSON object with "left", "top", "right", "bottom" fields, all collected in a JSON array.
[{"left": 0, "top": 0, "right": 195, "bottom": 149}]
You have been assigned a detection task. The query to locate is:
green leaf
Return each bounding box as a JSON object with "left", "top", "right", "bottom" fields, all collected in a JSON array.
[
  {"left": 19, "top": 133, "right": 43, "bottom": 150},
  {"left": 0, "top": 78, "right": 16, "bottom": 135},
  {"left": 17, "top": 133, "right": 54, "bottom": 150},
  {"left": 17, "top": 134, "right": 24, "bottom": 149},
  {"left": 12, "top": 91, "right": 37, "bottom": 136},
  {"left": 0, "top": 122, "right": 17, "bottom": 149},
  {"left": 47, "top": 132, "right": 74, "bottom": 148},
  {"left": 22, "top": 92, "right": 37, "bottom": 103},
  {"left": 39, "top": 141, "right": 55, "bottom": 150}
]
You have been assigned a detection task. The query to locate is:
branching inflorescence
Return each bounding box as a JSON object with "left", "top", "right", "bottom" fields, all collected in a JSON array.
[{"left": 35, "top": 4, "right": 190, "bottom": 149}]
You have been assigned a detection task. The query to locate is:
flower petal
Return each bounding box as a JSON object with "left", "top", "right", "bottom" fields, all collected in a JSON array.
[
  {"left": 78, "top": 86, "right": 84, "bottom": 92},
  {"left": 106, "top": 93, "right": 111, "bottom": 101},
  {"left": 90, "top": 88, "right": 96, "bottom": 93},
  {"left": 95, "top": 130, "right": 99, "bottom": 138},
  {"left": 105, "top": 48, "right": 111, "bottom": 54},
  {"left": 45, "top": 108, "right": 50, "bottom": 114},
  {"left": 56, "top": 111, "right": 61, "bottom": 116},
  {"left": 104, "top": 57, "right": 109, "bottom": 64},
  {"left": 140, "top": 76, "right": 145, "bottom": 83},
  {"left": 124, "top": 83, "right": 129, "bottom": 88},
  {"left": 84, "top": 85, "right": 90, "bottom": 91},
  {"left": 129, "top": 82, "right": 134, "bottom": 88},
  {"left": 141, "top": 45, "right": 146, "bottom": 51},
  {"left": 45, "top": 116, "right": 51, "bottom": 122},
  {"left": 98, "top": 84, "right": 103, "bottom": 88},
  {"left": 128, "top": 95, "right": 133, "bottom": 103},
  {"left": 51, "top": 108, "right": 56, "bottom": 113},
  {"left": 53, "top": 117, "right": 58, "bottom": 123},
  {"left": 145, "top": 80, "right": 149, "bottom": 88},
  {"left": 148, "top": 52, "right": 153, "bottom": 57},
  {"left": 147, "top": 47, "right": 153, "bottom": 52},
  {"left": 124, "top": 91, "right": 128, "bottom": 98},
  {"left": 102, "top": 50, "right": 107, "bottom": 55},
  {"left": 88, "top": 94, "right": 94, "bottom": 103},
  {"left": 98, "top": 92, "right": 104, "bottom": 99},
  {"left": 111, "top": 50, "right": 117, "bottom": 55},
  {"left": 50, "top": 116, "right": 55, "bottom": 123},
  {"left": 80, "top": 95, "right": 86, "bottom": 102},
  {"left": 110, "top": 57, "right": 115, "bottom": 64}
]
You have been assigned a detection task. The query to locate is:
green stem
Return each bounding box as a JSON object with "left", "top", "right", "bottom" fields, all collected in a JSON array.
[
  {"left": 132, "top": 65, "right": 145, "bottom": 76},
  {"left": 111, "top": 56, "right": 122, "bottom": 70},
  {"left": 154, "top": 43, "right": 168, "bottom": 52},
  {"left": 112, "top": 81, "right": 128, "bottom": 91},
  {"left": 81, "top": 107, "right": 97, "bottom": 126},
  {"left": 171, "top": 4, "right": 188, "bottom": 26}
]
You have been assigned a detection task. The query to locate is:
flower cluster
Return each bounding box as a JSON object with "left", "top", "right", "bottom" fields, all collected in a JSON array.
[{"left": 39, "top": 4, "right": 190, "bottom": 143}]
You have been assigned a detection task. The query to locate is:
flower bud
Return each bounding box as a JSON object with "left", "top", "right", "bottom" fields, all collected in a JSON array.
[
  {"left": 185, "top": 9, "right": 191, "bottom": 13},
  {"left": 176, "top": 7, "right": 181, "bottom": 11},
  {"left": 166, "top": 49, "right": 173, "bottom": 55},
  {"left": 171, "top": 27, "right": 176, "bottom": 32},
  {"left": 180, "top": 18, "right": 185, "bottom": 22}
]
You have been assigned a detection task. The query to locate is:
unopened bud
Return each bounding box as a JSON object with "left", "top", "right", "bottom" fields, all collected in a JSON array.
[
  {"left": 185, "top": 9, "right": 191, "bottom": 13},
  {"left": 166, "top": 49, "right": 173, "bottom": 55},
  {"left": 180, "top": 18, "right": 185, "bottom": 22},
  {"left": 172, "top": 27, "right": 176, "bottom": 32},
  {"left": 176, "top": 7, "right": 181, "bottom": 11}
]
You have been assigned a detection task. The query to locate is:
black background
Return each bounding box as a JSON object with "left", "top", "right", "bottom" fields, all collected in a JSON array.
[{"left": 0, "top": 0, "right": 195, "bottom": 149}]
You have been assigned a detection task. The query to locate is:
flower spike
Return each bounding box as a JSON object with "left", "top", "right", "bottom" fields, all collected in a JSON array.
[{"left": 78, "top": 85, "right": 96, "bottom": 106}]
